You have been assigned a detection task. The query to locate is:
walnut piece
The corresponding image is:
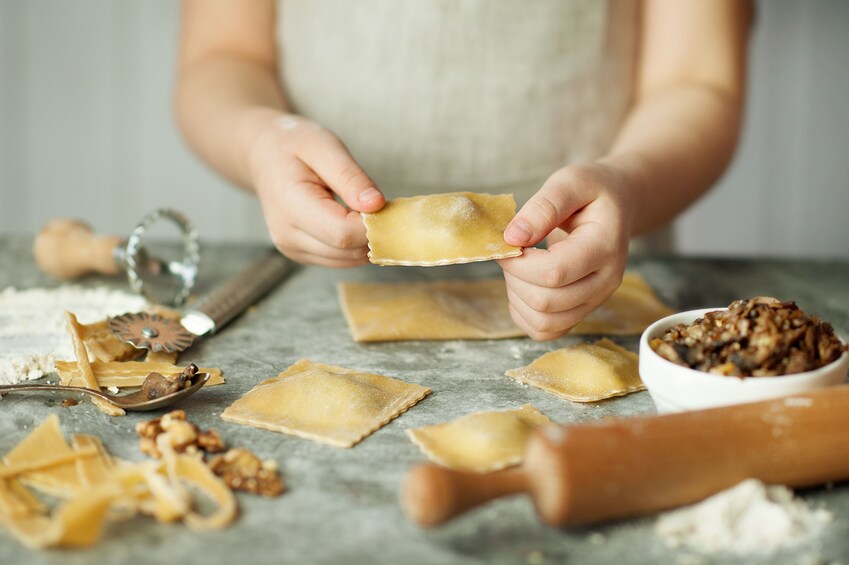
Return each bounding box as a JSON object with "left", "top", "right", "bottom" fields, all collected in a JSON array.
[
  {"left": 136, "top": 409, "right": 225, "bottom": 458},
  {"left": 208, "top": 448, "right": 284, "bottom": 497},
  {"left": 650, "top": 296, "right": 847, "bottom": 377}
]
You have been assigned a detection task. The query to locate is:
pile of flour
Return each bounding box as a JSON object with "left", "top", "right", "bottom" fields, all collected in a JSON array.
[
  {"left": 656, "top": 479, "right": 832, "bottom": 556},
  {"left": 0, "top": 286, "right": 146, "bottom": 385}
]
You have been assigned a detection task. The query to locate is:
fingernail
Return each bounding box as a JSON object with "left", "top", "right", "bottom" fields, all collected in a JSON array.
[
  {"left": 359, "top": 188, "right": 381, "bottom": 204},
  {"left": 505, "top": 220, "right": 532, "bottom": 245}
]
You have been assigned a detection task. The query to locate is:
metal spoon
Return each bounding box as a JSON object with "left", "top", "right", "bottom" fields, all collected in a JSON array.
[{"left": 0, "top": 371, "right": 211, "bottom": 412}]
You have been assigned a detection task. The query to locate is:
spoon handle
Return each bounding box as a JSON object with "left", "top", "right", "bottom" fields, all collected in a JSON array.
[{"left": 0, "top": 383, "right": 110, "bottom": 401}]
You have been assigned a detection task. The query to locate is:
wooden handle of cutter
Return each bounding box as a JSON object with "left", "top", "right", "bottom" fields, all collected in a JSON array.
[
  {"left": 403, "top": 384, "right": 849, "bottom": 527},
  {"left": 33, "top": 218, "right": 124, "bottom": 279}
]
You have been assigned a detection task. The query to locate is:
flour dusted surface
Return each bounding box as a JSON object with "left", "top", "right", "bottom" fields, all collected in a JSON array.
[
  {"left": 0, "top": 286, "right": 146, "bottom": 384},
  {"left": 655, "top": 479, "right": 832, "bottom": 556}
]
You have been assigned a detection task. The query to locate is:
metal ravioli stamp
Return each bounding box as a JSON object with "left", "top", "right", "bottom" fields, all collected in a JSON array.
[{"left": 109, "top": 312, "right": 195, "bottom": 353}]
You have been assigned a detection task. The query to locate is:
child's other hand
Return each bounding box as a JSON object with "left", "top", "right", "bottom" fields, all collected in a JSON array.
[
  {"left": 248, "top": 112, "right": 384, "bottom": 268},
  {"left": 497, "top": 163, "right": 633, "bottom": 341}
]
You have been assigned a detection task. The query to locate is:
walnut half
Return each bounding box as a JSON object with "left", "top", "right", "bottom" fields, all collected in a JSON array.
[
  {"left": 208, "top": 449, "right": 285, "bottom": 497},
  {"left": 135, "top": 409, "right": 225, "bottom": 458}
]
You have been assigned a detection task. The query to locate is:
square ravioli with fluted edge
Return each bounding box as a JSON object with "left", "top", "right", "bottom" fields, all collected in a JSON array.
[
  {"left": 363, "top": 192, "right": 523, "bottom": 266},
  {"left": 406, "top": 404, "right": 551, "bottom": 472},
  {"left": 220, "top": 359, "right": 431, "bottom": 448},
  {"left": 506, "top": 338, "right": 645, "bottom": 402}
]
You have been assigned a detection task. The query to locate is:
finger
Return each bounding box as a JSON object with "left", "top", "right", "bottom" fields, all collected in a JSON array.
[
  {"left": 297, "top": 133, "right": 385, "bottom": 213},
  {"left": 503, "top": 170, "right": 595, "bottom": 247},
  {"left": 506, "top": 290, "right": 597, "bottom": 340},
  {"left": 497, "top": 237, "right": 600, "bottom": 289},
  {"left": 503, "top": 270, "right": 602, "bottom": 314},
  {"left": 267, "top": 227, "right": 368, "bottom": 265},
  {"left": 286, "top": 182, "right": 370, "bottom": 250},
  {"left": 291, "top": 229, "right": 370, "bottom": 261},
  {"left": 507, "top": 303, "right": 566, "bottom": 342}
]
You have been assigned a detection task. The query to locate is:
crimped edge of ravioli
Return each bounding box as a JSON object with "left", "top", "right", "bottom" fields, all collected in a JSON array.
[{"left": 367, "top": 249, "right": 523, "bottom": 267}]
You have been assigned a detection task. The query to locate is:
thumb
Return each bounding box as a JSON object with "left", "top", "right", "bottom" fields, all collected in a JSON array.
[
  {"left": 300, "top": 135, "right": 385, "bottom": 213},
  {"left": 504, "top": 176, "right": 586, "bottom": 247}
]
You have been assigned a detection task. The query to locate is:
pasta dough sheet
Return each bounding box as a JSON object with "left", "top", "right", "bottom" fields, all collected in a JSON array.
[
  {"left": 338, "top": 279, "right": 523, "bottom": 342},
  {"left": 506, "top": 338, "right": 645, "bottom": 402},
  {"left": 406, "top": 404, "right": 551, "bottom": 472},
  {"left": 363, "top": 192, "right": 522, "bottom": 266},
  {"left": 339, "top": 272, "right": 673, "bottom": 342},
  {"left": 221, "top": 359, "right": 431, "bottom": 448}
]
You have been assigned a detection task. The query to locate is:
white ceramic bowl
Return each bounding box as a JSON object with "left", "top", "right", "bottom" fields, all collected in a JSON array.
[{"left": 639, "top": 308, "right": 849, "bottom": 413}]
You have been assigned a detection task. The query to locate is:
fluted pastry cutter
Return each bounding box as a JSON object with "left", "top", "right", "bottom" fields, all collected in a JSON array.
[
  {"left": 34, "top": 209, "right": 295, "bottom": 350},
  {"left": 107, "top": 247, "right": 295, "bottom": 352},
  {"left": 35, "top": 208, "right": 200, "bottom": 306}
]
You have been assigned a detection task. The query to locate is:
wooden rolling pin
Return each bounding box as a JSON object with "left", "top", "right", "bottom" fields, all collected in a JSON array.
[
  {"left": 33, "top": 218, "right": 123, "bottom": 279},
  {"left": 403, "top": 384, "right": 849, "bottom": 527}
]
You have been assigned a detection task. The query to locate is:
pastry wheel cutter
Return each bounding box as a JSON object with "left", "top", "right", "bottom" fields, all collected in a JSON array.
[
  {"left": 108, "top": 247, "right": 295, "bottom": 353},
  {"left": 32, "top": 208, "right": 295, "bottom": 350}
]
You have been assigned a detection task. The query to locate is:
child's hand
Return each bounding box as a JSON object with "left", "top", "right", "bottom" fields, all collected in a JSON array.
[
  {"left": 497, "top": 163, "right": 634, "bottom": 341},
  {"left": 248, "top": 113, "right": 384, "bottom": 268}
]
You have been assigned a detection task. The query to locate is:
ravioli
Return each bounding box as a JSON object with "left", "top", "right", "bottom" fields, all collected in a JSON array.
[
  {"left": 363, "top": 192, "right": 522, "bottom": 266},
  {"left": 506, "top": 338, "right": 645, "bottom": 402},
  {"left": 406, "top": 405, "right": 551, "bottom": 472},
  {"left": 220, "top": 360, "right": 431, "bottom": 448}
]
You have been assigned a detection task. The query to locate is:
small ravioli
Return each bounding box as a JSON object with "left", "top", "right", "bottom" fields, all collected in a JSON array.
[
  {"left": 406, "top": 405, "right": 551, "bottom": 472},
  {"left": 220, "top": 359, "right": 431, "bottom": 448},
  {"left": 338, "top": 279, "right": 524, "bottom": 342},
  {"left": 506, "top": 339, "right": 644, "bottom": 402},
  {"left": 363, "top": 192, "right": 522, "bottom": 266},
  {"left": 572, "top": 272, "right": 674, "bottom": 335}
]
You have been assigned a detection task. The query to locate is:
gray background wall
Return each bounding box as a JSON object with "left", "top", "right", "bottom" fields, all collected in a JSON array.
[{"left": 1, "top": 1, "right": 847, "bottom": 258}]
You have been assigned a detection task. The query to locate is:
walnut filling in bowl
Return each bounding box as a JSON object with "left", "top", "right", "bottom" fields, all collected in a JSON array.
[
  {"left": 638, "top": 298, "right": 849, "bottom": 413},
  {"left": 649, "top": 297, "right": 847, "bottom": 377}
]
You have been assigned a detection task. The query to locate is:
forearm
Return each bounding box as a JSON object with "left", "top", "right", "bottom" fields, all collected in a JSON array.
[
  {"left": 600, "top": 82, "right": 744, "bottom": 237},
  {"left": 175, "top": 55, "right": 287, "bottom": 190}
]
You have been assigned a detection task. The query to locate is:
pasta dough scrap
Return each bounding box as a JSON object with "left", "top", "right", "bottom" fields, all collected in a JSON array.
[
  {"left": 363, "top": 192, "right": 522, "bottom": 266},
  {"left": 55, "top": 360, "right": 224, "bottom": 388},
  {"left": 79, "top": 319, "right": 141, "bottom": 363},
  {"left": 71, "top": 435, "right": 115, "bottom": 489},
  {"left": 3, "top": 414, "right": 85, "bottom": 497},
  {"left": 65, "top": 311, "right": 125, "bottom": 417},
  {"left": 221, "top": 359, "right": 431, "bottom": 448},
  {"left": 506, "top": 338, "right": 645, "bottom": 402},
  {"left": 338, "top": 279, "right": 523, "bottom": 342},
  {"left": 406, "top": 404, "right": 551, "bottom": 472},
  {"left": 572, "top": 272, "right": 674, "bottom": 335},
  {"left": 145, "top": 350, "right": 179, "bottom": 364},
  {"left": 0, "top": 415, "right": 239, "bottom": 549}
]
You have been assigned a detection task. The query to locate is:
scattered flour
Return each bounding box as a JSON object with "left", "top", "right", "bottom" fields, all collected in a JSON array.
[
  {"left": 656, "top": 479, "right": 832, "bottom": 556},
  {"left": 0, "top": 286, "right": 146, "bottom": 385}
]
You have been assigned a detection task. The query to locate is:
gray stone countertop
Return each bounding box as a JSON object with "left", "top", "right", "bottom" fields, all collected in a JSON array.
[{"left": 1, "top": 235, "right": 848, "bottom": 565}]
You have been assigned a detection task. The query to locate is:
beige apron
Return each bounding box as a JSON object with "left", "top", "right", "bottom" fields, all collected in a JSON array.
[{"left": 276, "top": 0, "right": 672, "bottom": 252}]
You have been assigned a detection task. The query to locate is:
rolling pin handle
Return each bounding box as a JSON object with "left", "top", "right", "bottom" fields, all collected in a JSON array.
[
  {"left": 401, "top": 464, "right": 529, "bottom": 527},
  {"left": 33, "top": 218, "right": 124, "bottom": 279}
]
